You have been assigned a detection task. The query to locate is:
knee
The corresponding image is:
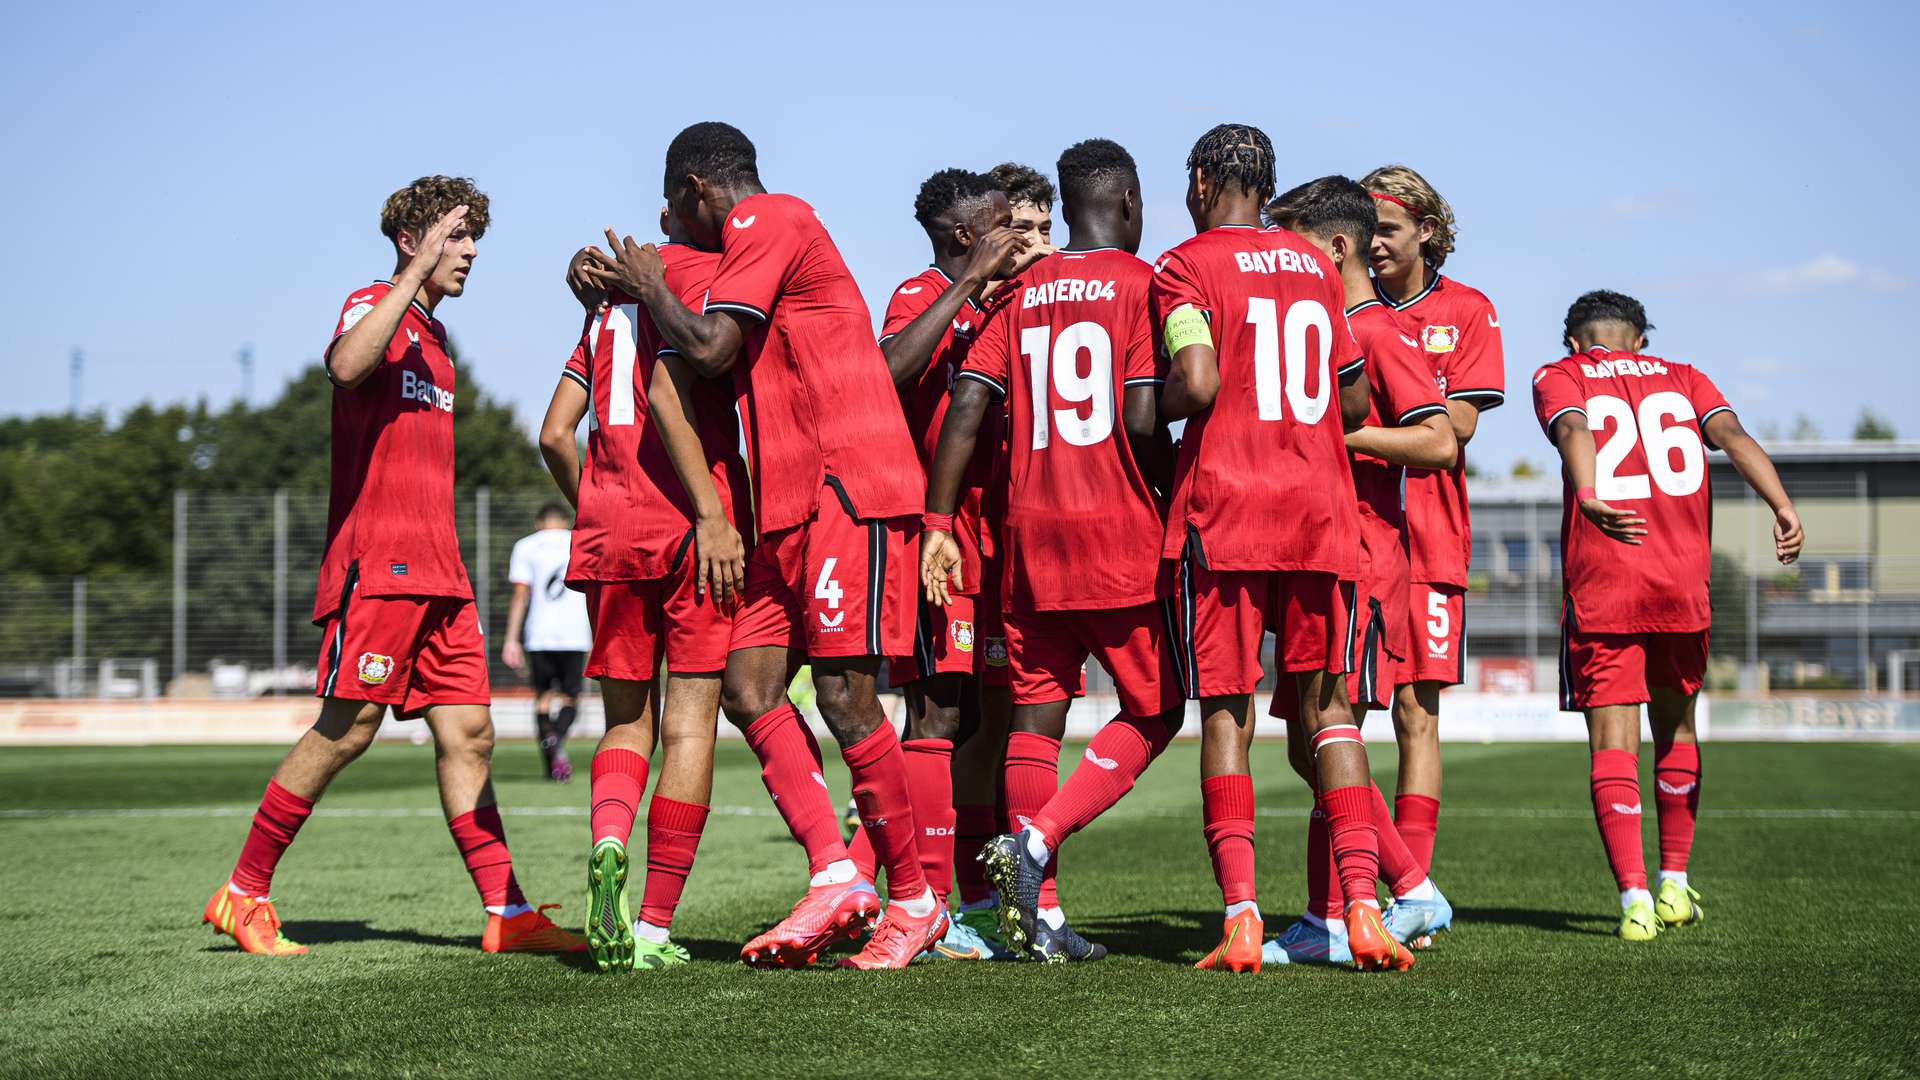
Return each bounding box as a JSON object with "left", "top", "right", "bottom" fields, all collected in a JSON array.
[
  {"left": 437, "top": 716, "right": 496, "bottom": 761},
  {"left": 1394, "top": 703, "right": 1438, "bottom": 741},
  {"left": 721, "top": 682, "right": 781, "bottom": 731},
  {"left": 1285, "top": 729, "right": 1313, "bottom": 784},
  {"left": 907, "top": 701, "right": 961, "bottom": 743}
]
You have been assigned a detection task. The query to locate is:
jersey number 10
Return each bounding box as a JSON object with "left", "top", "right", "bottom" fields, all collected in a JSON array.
[{"left": 1247, "top": 298, "right": 1332, "bottom": 424}]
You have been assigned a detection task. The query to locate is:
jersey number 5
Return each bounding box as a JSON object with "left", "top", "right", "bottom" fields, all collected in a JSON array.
[
  {"left": 1021, "top": 321, "right": 1114, "bottom": 450},
  {"left": 1247, "top": 298, "right": 1332, "bottom": 424},
  {"left": 1587, "top": 391, "right": 1705, "bottom": 500}
]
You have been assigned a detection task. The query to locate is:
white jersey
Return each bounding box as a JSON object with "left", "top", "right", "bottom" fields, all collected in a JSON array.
[{"left": 508, "top": 529, "right": 592, "bottom": 652}]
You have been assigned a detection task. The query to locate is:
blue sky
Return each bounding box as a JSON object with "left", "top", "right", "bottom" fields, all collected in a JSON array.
[{"left": 3, "top": 0, "right": 1915, "bottom": 473}]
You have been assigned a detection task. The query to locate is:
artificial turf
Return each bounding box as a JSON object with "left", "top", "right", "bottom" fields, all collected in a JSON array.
[{"left": 1, "top": 739, "right": 1916, "bottom": 1078}]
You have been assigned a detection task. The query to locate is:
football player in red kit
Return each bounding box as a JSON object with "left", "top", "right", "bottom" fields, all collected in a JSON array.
[
  {"left": 203, "top": 177, "right": 584, "bottom": 957},
  {"left": 587, "top": 123, "right": 941, "bottom": 969},
  {"left": 1263, "top": 176, "right": 1458, "bottom": 964},
  {"left": 1534, "top": 290, "right": 1801, "bottom": 940},
  {"left": 1154, "top": 126, "right": 1409, "bottom": 973},
  {"left": 541, "top": 209, "right": 749, "bottom": 971},
  {"left": 859, "top": 169, "right": 1024, "bottom": 960},
  {"left": 1362, "top": 164, "right": 1505, "bottom": 883},
  {"left": 926, "top": 138, "right": 1183, "bottom": 963}
]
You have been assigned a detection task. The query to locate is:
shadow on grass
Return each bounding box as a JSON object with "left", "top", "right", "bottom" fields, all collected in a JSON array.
[
  {"left": 1452, "top": 906, "right": 1616, "bottom": 937},
  {"left": 1072, "top": 909, "right": 1220, "bottom": 964},
  {"left": 253, "top": 919, "right": 474, "bottom": 950}
]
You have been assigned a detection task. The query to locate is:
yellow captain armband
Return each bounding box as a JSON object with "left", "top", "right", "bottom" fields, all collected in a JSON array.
[{"left": 1163, "top": 305, "right": 1212, "bottom": 356}]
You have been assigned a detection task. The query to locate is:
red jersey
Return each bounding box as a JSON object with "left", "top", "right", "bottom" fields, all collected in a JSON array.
[
  {"left": 312, "top": 282, "right": 472, "bottom": 622},
  {"left": 959, "top": 248, "right": 1165, "bottom": 612},
  {"left": 1149, "top": 226, "right": 1363, "bottom": 575},
  {"left": 566, "top": 244, "right": 747, "bottom": 584},
  {"left": 1532, "top": 348, "right": 1732, "bottom": 633},
  {"left": 1346, "top": 300, "right": 1449, "bottom": 537},
  {"left": 1376, "top": 272, "right": 1505, "bottom": 586},
  {"left": 702, "top": 193, "right": 923, "bottom": 532},
  {"left": 881, "top": 267, "right": 998, "bottom": 594}
]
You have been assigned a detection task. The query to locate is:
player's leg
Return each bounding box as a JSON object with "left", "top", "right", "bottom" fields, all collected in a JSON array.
[
  {"left": 1390, "top": 680, "right": 1443, "bottom": 873},
  {"left": 979, "top": 611, "right": 1077, "bottom": 955},
  {"left": 206, "top": 694, "right": 388, "bottom": 956},
  {"left": 1648, "top": 630, "right": 1708, "bottom": 927},
  {"left": 629, "top": 671, "right": 718, "bottom": 968},
  {"left": 547, "top": 652, "right": 585, "bottom": 782},
  {"left": 583, "top": 676, "right": 656, "bottom": 971},
  {"left": 1196, "top": 692, "right": 1262, "bottom": 972},
  {"left": 1566, "top": 610, "right": 1660, "bottom": 940},
  {"left": 410, "top": 600, "right": 582, "bottom": 952}
]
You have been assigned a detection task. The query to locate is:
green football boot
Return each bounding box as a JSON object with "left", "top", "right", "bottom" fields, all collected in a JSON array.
[
  {"left": 1654, "top": 879, "right": 1704, "bottom": 927},
  {"left": 632, "top": 935, "right": 691, "bottom": 970},
  {"left": 1619, "top": 897, "right": 1662, "bottom": 942},
  {"left": 586, "top": 839, "right": 635, "bottom": 972}
]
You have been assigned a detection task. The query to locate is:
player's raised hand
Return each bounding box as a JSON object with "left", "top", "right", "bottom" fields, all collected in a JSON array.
[
  {"left": 921, "top": 529, "right": 962, "bottom": 607},
  {"left": 581, "top": 229, "right": 665, "bottom": 298},
  {"left": 694, "top": 513, "right": 746, "bottom": 606},
  {"left": 400, "top": 205, "right": 469, "bottom": 283},
  {"left": 1578, "top": 496, "right": 1647, "bottom": 545},
  {"left": 1010, "top": 240, "right": 1058, "bottom": 275},
  {"left": 1773, "top": 505, "right": 1804, "bottom": 564},
  {"left": 566, "top": 245, "right": 609, "bottom": 312},
  {"left": 964, "top": 226, "right": 1029, "bottom": 285}
]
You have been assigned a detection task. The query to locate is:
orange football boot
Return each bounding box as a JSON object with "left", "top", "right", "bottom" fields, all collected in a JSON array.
[
  {"left": 838, "top": 901, "right": 947, "bottom": 970},
  {"left": 483, "top": 904, "right": 589, "bottom": 953},
  {"left": 203, "top": 886, "right": 308, "bottom": 956},
  {"left": 1346, "top": 902, "right": 1414, "bottom": 971},
  {"left": 1195, "top": 908, "right": 1263, "bottom": 973},
  {"left": 741, "top": 880, "right": 881, "bottom": 968}
]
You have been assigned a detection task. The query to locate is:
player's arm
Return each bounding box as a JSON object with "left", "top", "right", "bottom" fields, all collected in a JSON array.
[
  {"left": 650, "top": 353, "right": 745, "bottom": 600},
  {"left": 1548, "top": 410, "right": 1647, "bottom": 545},
  {"left": 538, "top": 375, "right": 588, "bottom": 510},
  {"left": 584, "top": 231, "right": 750, "bottom": 377},
  {"left": 921, "top": 378, "right": 992, "bottom": 606},
  {"left": 327, "top": 206, "right": 469, "bottom": 389},
  {"left": 1444, "top": 399, "right": 1486, "bottom": 446},
  {"left": 501, "top": 583, "right": 530, "bottom": 672},
  {"left": 1121, "top": 384, "right": 1169, "bottom": 493},
  {"left": 1345, "top": 412, "right": 1457, "bottom": 470},
  {"left": 1160, "top": 305, "right": 1218, "bottom": 420},
  {"left": 880, "top": 228, "right": 1026, "bottom": 385},
  {"left": 1338, "top": 362, "right": 1372, "bottom": 431},
  {"left": 1705, "top": 410, "right": 1803, "bottom": 564}
]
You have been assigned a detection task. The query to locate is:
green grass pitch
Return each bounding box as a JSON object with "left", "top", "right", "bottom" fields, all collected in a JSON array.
[{"left": 2, "top": 739, "right": 1917, "bottom": 1077}]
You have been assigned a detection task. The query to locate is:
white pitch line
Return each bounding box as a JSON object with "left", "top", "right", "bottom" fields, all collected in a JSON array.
[{"left": 2, "top": 805, "right": 1916, "bottom": 821}]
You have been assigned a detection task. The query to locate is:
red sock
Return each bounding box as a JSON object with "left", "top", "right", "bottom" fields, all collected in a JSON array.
[
  {"left": 589, "top": 748, "right": 648, "bottom": 847},
  {"left": 742, "top": 703, "right": 847, "bottom": 875},
  {"left": 842, "top": 725, "right": 928, "bottom": 902},
  {"left": 229, "top": 779, "right": 314, "bottom": 897},
  {"left": 846, "top": 822, "right": 878, "bottom": 884},
  {"left": 1320, "top": 784, "right": 1382, "bottom": 908},
  {"left": 1003, "top": 731, "right": 1062, "bottom": 908},
  {"left": 1394, "top": 793, "right": 1440, "bottom": 874},
  {"left": 449, "top": 805, "right": 526, "bottom": 908},
  {"left": 638, "top": 796, "right": 708, "bottom": 928},
  {"left": 1590, "top": 749, "right": 1647, "bottom": 890},
  {"left": 1653, "top": 741, "right": 1701, "bottom": 874},
  {"left": 1201, "top": 773, "right": 1257, "bottom": 905},
  {"left": 1033, "top": 714, "right": 1174, "bottom": 843},
  {"left": 953, "top": 802, "right": 996, "bottom": 905},
  {"left": 1304, "top": 802, "right": 1343, "bottom": 921},
  {"left": 1371, "top": 783, "right": 1426, "bottom": 896},
  {"left": 902, "top": 738, "right": 956, "bottom": 901}
]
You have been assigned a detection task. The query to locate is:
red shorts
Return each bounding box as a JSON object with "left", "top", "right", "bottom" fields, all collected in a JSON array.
[
  {"left": 1406, "top": 582, "right": 1465, "bottom": 685},
  {"left": 730, "top": 484, "right": 917, "bottom": 659},
  {"left": 1004, "top": 602, "right": 1182, "bottom": 718},
  {"left": 1560, "top": 607, "right": 1708, "bottom": 711},
  {"left": 583, "top": 560, "right": 732, "bottom": 681},
  {"left": 315, "top": 593, "right": 489, "bottom": 718},
  {"left": 1171, "top": 547, "right": 1355, "bottom": 698},
  {"left": 973, "top": 556, "right": 1011, "bottom": 687},
  {"left": 887, "top": 592, "right": 981, "bottom": 685}
]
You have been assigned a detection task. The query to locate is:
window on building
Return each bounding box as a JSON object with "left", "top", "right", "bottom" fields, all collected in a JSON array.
[{"left": 1503, "top": 535, "right": 1532, "bottom": 576}]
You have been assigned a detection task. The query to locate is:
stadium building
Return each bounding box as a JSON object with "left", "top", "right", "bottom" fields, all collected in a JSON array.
[{"left": 1466, "top": 440, "right": 1920, "bottom": 694}]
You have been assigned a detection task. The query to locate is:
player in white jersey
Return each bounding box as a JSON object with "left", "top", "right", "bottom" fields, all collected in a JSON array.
[{"left": 503, "top": 502, "right": 594, "bottom": 781}]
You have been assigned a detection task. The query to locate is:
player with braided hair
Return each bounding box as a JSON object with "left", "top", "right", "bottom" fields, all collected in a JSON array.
[{"left": 1151, "top": 124, "right": 1409, "bottom": 973}]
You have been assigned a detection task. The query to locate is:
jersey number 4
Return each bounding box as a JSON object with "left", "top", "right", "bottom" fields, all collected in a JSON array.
[
  {"left": 1588, "top": 391, "right": 1705, "bottom": 500},
  {"left": 1021, "top": 322, "right": 1114, "bottom": 450}
]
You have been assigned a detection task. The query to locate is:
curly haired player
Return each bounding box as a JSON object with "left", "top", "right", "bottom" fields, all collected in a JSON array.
[{"left": 203, "top": 176, "right": 585, "bottom": 957}]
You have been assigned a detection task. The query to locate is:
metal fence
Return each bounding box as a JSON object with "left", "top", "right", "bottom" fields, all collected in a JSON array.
[
  {"left": 2, "top": 469, "right": 1916, "bottom": 698},
  {"left": 0, "top": 489, "right": 566, "bottom": 698}
]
